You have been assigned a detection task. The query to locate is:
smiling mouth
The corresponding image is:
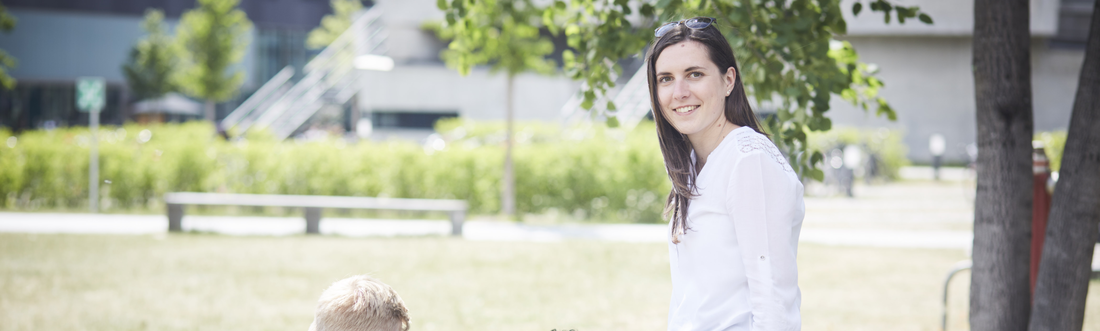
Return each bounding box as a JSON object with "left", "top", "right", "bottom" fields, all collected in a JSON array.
[{"left": 673, "top": 105, "right": 699, "bottom": 114}]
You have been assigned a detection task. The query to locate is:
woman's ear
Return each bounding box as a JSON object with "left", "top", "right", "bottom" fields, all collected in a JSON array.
[{"left": 724, "top": 67, "right": 737, "bottom": 96}]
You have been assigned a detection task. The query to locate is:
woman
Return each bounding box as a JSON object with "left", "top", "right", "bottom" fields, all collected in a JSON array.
[{"left": 647, "top": 17, "right": 805, "bottom": 330}]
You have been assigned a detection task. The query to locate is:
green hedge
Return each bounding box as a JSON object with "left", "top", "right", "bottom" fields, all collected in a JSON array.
[
  {"left": 0, "top": 121, "right": 671, "bottom": 222},
  {"left": 0, "top": 121, "right": 911, "bottom": 222}
]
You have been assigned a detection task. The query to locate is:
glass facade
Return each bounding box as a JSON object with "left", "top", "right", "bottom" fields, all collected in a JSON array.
[
  {"left": 254, "top": 27, "right": 318, "bottom": 86},
  {"left": 0, "top": 82, "right": 125, "bottom": 132},
  {"left": 0, "top": 0, "right": 340, "bottom": 131}
]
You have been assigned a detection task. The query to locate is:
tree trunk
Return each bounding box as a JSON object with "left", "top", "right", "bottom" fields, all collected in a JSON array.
[
  {"left": 1029, "top": 1, "right": 1100, "bottom": 330},
  {"left": 502, "top": 73, "right": 516, "bottom": 217},
  {"left": 970, "top": 0, "right": 1035, "bottom": 330},
  {"left": 204, "top": 99, "right": 216, "bottom": 123}
]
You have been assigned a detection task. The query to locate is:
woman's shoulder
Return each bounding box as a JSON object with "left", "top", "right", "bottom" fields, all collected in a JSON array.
[{"left": 728, "top": 127, "right": 796, "bottom": 174}]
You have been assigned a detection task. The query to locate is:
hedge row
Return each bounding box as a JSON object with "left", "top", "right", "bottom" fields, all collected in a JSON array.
[
  {"left": 0, "top": 120, "right": 917, "bottom": 222},
  {"left": 0, "top": 121, "right": 670, "bottom": 222}
]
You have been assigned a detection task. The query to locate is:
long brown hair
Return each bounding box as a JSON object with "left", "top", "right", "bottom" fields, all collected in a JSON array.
[{"left": 646, "top": 21, "right": 767, "bottom": 244}]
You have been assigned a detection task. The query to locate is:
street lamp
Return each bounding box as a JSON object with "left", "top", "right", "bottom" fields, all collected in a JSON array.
[{"left": 929, "top": 134, "right": 946, "bottom": 181}]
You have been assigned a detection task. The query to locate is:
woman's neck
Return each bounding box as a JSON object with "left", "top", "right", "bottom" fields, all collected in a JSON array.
[{"left": 689, "top": 121, "right": 740, "bottom": 171}]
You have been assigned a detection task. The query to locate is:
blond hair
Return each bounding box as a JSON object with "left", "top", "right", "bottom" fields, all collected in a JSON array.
[{"left": 309, "top": 275, "right": 410, "bottom": 331}]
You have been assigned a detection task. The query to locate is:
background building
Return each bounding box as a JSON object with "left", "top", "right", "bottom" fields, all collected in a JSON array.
[
  {"left": 826, "top": 0, "right": 1090, "bottom": 163},
  {"left": 0, "top": 0, "right": 1092, "bottom": 163}
]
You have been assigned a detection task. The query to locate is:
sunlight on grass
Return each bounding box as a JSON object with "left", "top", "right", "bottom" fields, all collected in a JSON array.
[{"left": 1, "top": 233, "right": 1097, "bottom": 330}]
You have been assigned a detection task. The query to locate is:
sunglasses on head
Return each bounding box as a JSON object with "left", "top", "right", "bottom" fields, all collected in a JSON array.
[{"left": 654, "top": 17, "right": 717, "bottom": 37}]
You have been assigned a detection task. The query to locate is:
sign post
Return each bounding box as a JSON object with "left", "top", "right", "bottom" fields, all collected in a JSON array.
[{"left": 77, "top": 77, "right": 105, "bottom": 213}]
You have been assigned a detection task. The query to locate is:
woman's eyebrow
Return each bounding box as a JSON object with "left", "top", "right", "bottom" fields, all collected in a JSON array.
[{"left": 656, "top": 66, "right": 707, "bottom": 76}]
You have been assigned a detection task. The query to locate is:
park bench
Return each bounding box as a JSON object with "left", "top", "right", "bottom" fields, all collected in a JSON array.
[{"left": 164, "top": 192, "right": 468, "bottom": 236}]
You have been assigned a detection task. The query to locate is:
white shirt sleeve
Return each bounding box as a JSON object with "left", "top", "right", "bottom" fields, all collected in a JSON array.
[{"left": 725, "top": 151, "right": 802, "bottom": 331}]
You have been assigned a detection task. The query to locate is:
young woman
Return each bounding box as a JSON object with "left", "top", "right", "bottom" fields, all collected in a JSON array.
[{"left": 647, "top": 17, "right": 805, "bottom": 330}]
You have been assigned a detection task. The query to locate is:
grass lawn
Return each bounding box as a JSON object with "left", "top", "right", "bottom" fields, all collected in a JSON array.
[{"left": 1, "top": 233, "right": 1098, "bottom": 331}]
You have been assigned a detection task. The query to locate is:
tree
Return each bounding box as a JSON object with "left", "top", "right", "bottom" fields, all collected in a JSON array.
[
  {"left": 543, "top": 0, "right": 929, "bottom": 180},
  {"left": 433, "top": 0, "right": 557, "bottom": 217},
  {"left": 307, "top": 0, "right": 364, "bottom": 50},
  {"left": 123, "top": 9, "right": 178, "bottom": 101},
  {"left": 1029, "top": 1, "right": 1100, "bottom": 330},
  {"left": 175, "top": 0, "right": 253, "bottom": 122},
  {"left": 969, "top": 0, "right": 1035, "bottom": 330},
  {"left": 434, "top": 0, "right": 927, "bottom": 216},
  {"left": 0, "top": 1, "right": 18, "bottom": 90}
]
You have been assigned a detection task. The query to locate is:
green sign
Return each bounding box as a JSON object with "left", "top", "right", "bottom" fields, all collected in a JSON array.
[{"left": 76, "top": 77, "right": 106, "bottom": 113}]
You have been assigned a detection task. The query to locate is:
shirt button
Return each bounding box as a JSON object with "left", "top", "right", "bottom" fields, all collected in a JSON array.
[{"left": 759, "top": 255, "right": 766, "bottom": 261}]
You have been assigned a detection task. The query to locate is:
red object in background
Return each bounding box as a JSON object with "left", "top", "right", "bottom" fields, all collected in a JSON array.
[{"left": 1030, "top": 144, "right": 1052, "bottom": 298}]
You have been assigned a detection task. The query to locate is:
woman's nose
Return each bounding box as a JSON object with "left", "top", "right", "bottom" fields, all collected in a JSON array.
[{"left": 672, "top": 81, "right": 690, "bottom": 99}]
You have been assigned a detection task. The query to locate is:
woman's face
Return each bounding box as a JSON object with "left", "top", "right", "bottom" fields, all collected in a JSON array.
[{"left": 654, "top": 40, "right": 736, "bottom": 140}]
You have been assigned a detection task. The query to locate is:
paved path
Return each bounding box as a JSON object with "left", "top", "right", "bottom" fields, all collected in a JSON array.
[
  {"left": 0, "top": 212, "right": 974, "bottom": 248},
  {"left": 4, "top": 173, "right": 1098, "bottom": 269}
]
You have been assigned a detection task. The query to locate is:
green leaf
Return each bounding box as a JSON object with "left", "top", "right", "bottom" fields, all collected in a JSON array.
[
  {"left": 810, "top": 168, "right": 825, "bottom": 181},
  {"left": 919, "top": 13, "right": 933, "bottom": 24},
  {"left": 562, "top": 49, "right": 575, "bottom": 66},
  {"left": 437, "top": 0, "right": 446, "bottom": 10},
  {"left": 581, "top": 99, "right": 594, "bottom": 110},
  {"left": 606, "top": 116, "right": 620, "bottom": 127},
  {"left": 810, "top": 151, "right": 824, "bottom": 165},
  {"left": 852, "top": 2, "right": 862, "bottom": 16},
  {"left": 606, "top": 100, "right": 617, "bottom": 111}
]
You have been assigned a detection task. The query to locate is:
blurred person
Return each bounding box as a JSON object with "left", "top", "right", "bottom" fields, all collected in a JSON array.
[
  {"left": 308, "top": 275, "right": 410, "bottom": 331},
  {"left": 647, "top": 17, "right": 806, "bottom": 331}
]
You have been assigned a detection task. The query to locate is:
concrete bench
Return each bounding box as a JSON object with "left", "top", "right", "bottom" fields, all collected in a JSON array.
[{"left": 164, "top": 192, "right": 468, "bottom": 236}]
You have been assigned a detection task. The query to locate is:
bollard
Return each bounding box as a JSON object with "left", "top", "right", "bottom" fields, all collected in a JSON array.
[
  {"left": 305, "top": 207, "right": 322, "bottom": 235},
  {"left": 167, "top": 203, "right": 184, "bottom": 232},
  {"left": 1030, "top": 141, "right": 1052, "bottom": 297}
]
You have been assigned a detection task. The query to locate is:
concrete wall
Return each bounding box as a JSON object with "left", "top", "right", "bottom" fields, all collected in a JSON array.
[
  {"left": 359, "top": 65, "right": 580, "bottom": 121},
  {"left": 827, "top": 35, "right": 1085, "bottom": 163},
  {"left": 841, "top": 0, "right": 1060, "bottom": 36},
  {"left": 360, "top": 0, "right": 581, "bottom": 121}
]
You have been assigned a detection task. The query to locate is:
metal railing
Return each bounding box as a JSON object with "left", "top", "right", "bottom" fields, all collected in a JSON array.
[
  {"left": 221, "top": 7, "right": 388, "bottom": 139},
  {"left": 942, "top": 259, "right": 972, "bottom": 331}
]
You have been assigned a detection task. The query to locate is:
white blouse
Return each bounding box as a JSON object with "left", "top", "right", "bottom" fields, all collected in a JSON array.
[{"left": 667, "top": 126, "right": 805, "bottom": 331}]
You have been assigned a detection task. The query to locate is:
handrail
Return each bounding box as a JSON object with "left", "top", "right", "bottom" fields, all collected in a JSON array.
[
  {"left": 225, "top": 6, "right": 387, "bottom": 139},
  {"left": 222, "top": 66, "right": 294, "bottom": 130},
  {"left": 942, "top": 260, "right": 972, "bottom": 331}
]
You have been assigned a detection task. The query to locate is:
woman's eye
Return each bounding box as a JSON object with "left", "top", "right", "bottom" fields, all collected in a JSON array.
[
  {"left": 689, "top": 72, "right": 703, "bottom": 78},
  {"left": 658, "top": 76, "right": 672, "bottom": 83}
]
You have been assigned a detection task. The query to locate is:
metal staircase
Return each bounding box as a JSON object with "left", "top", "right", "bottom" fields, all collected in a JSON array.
[{"left": 221, "top": 7, "right": 388, "bottom": 140}]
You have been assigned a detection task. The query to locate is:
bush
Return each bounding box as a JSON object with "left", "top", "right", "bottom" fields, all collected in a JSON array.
[
  {"left": 1, "top": 122, "right": 915, "bottom": 221},
  {"left": 0, "top": 121, "right": 670, "bottom": 223},
  {"left": 806, "top": 127, "right": 910, "bottom": 180},
  {"left": 1035, "top": 131, "right": 1066, "bottom": 172}
]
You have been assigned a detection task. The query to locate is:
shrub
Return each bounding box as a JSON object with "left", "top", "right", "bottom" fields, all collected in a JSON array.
[
  {"left": 1035, "top": 131, "right": 1066, "bottom": 172},
  {"left": 806, "top": 127, "right": 910, "bottom": 179},
  {"left": 0, "top": 121, "right": 670, "bottom": 223}
]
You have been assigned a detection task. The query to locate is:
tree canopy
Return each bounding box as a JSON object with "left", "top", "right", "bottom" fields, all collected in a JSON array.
[
  {"left": 433, "top": 0, "right": 557, "bottom": 77},
  {"left": 0, "top": 2, "right": 17, "bottom": 90},
  {"left": 123, "top": 9, "right": 178, "bottom": 101},
  {"left": 307, "top": 0, "right": 364, "bottom": 50},
  {"left": 174, "top": 0, "right": 252, "bottom": 110},
  {"left": 435, "top": 0, "right": 929, "bottom": 180}
]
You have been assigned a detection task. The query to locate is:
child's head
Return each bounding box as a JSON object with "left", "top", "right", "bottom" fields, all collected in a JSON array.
[{"left": 309, "top": 275, "right": 410, "bottom": 331}]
